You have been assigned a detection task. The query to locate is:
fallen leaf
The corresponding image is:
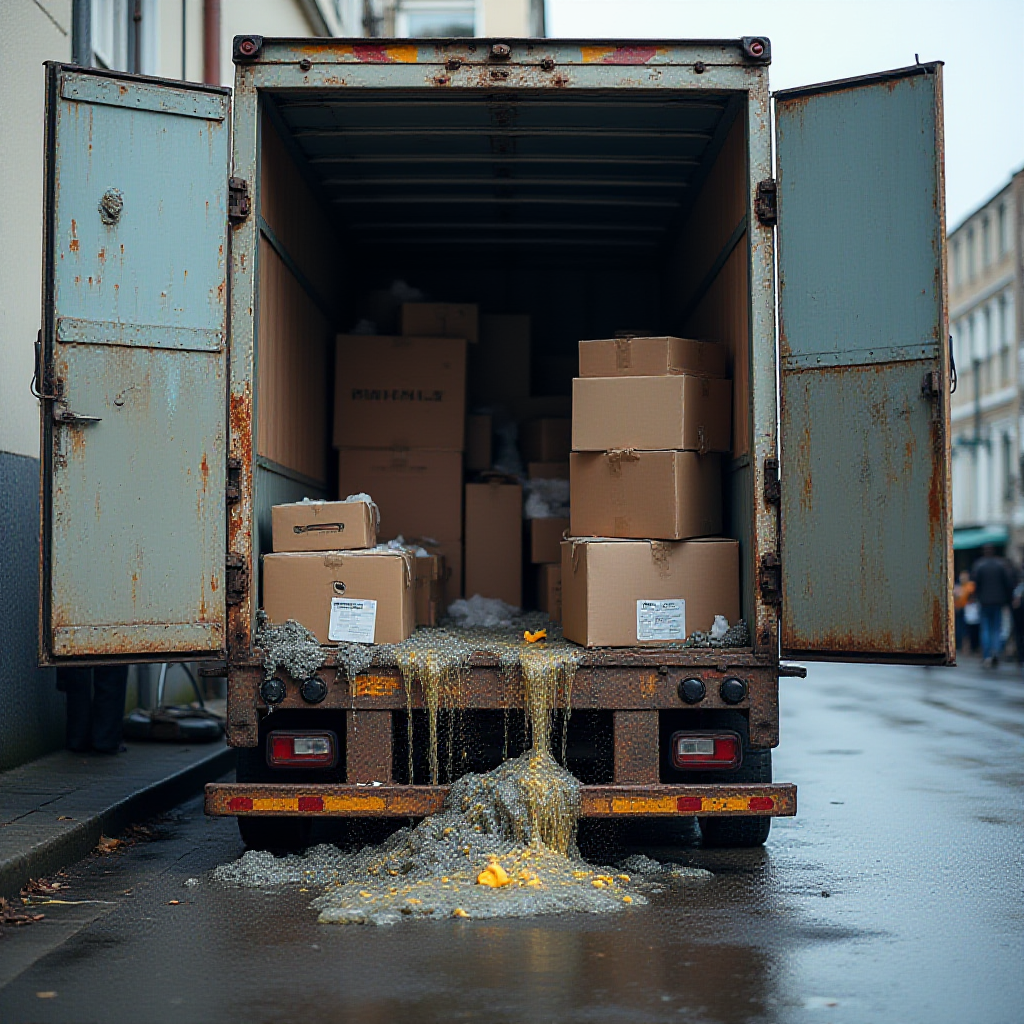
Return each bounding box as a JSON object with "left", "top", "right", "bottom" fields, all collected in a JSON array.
[
  {"left": 0, "top": 897, "right": 44, "bottom": 927},
  {"left": 36, "top": 992, "right": 57, "bottom": 999},
  {"left": 57, "top": 816, "right": 74, "bottom": 821},
  {"left": 94, "top": 835, "right": 122, "bottom": 855},
  {"left": 167, "top": 900, "right": 181, "bottom": 906},
  {"left": 524, "top": 629, "right": 547, "bottom": 643},
  {"left": 21, "top": 878, "right": 64, "bottom": 897}
]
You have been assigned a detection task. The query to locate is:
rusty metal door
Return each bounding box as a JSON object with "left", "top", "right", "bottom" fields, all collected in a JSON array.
[
  {"left": 40, "top": 66, "right": 230, "bottom": 661},
  {"left": 775, "top": 64, "right": 953, "bottom": 663}
]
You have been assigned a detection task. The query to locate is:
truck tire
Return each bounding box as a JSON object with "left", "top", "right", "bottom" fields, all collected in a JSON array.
[
  {"left": 698, "top": 749, "right": 772, "bottom": 849},
  {"left": 235, "top": 745, "right": 313, "bottom": 852}
]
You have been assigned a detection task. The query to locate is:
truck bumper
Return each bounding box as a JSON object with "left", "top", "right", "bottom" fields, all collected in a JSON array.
[{"left": 205, "top": 782, "right": 796, "bottom": 818}]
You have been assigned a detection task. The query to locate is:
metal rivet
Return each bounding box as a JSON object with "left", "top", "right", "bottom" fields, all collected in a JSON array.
[
  {"left": 298, "top": 58, "right": 312, "bottom": 71},
  {"left": 98, "top": 188, "right": 123, "bottom": 225},
  {"left": 446, "top": 56, "right": 462, "bottom": 71},
  {"left": 541, "top": 57, "right": 555, "bottom": 71},
  {"left": 238, "top": 37, "right": 259, "bottom": 57},
  {"left": 749, "top": 40, "right": 764, "bottom": 57},
  {"left": 694, "top": 61, "right": 706, "bottom": 74},
  {"left": 490, "top": 42, "right": 511, "bottom": 60}
]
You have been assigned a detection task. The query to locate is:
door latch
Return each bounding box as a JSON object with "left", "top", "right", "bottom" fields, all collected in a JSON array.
[
  {"left": 225, "top": 553, "right": 249, "bottom": 605},
  {"left": 758, "top": 552, "right": 782, "bottom": 605},
  {"left": 755, "top": 178, "right": 778, "bottom": 226},
  {"left": 228, "top": 177, "right": 251, "bottom": 224},
  {"left": 763, "top": 455, "right": 780, "bottom": 506},
  {"left": 920, "top": 369, "right": 942, "bottom": 422},
  {"left": 52, "top": 404, "right": 101, "bottom": 426}
]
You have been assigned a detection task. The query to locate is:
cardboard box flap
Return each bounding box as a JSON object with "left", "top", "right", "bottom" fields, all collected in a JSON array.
[{"left": 578, "top": 336, "right": 729, "bottom": 378}]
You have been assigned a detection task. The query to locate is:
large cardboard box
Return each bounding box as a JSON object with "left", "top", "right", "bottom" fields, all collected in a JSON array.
[
  {"left": 561, "top": 537, "right": 739, "bottom": 648},
  {"left": 570, "top": 451, "right": 722, "bottom": 540},
  {"left": 338, "top": 449, "right": 463, "bottom": 542},
  {"left": 537, "top": 564, "right": 562, "bottom": 622},
  {"left": 400, "top": 302, "right": 479, "bottom": 343},
  {"left": 530, "top": 517, "right": 569, "bottom": 564},
  {"left": 271, "top": 499, "right": 377, "bottom": 553},
  {"left": 263, "top": 548, "right": 415, "bottom": 645},
  {"left": 572, "top": 376, "right": 731, "bottom": 453},
  {"left": 415, "top": 553, "right": 445, "bottom": 627},
  {"left": 333, "top": 335, "right": 467, "bottom": 450},
  {"left": 579, "top": 336, "right": 728, "bottom": 379},
  {"left": 411, "top": 536, "right": 463, "bottom": 604},
  {"left": 464, "top": 482, "right": 522, "bottom": 606},
  {"left": 521, "top": 418, "right": 572, "bottom": 462},
  {"left": 469, "top": 314, "right": 531, "bottom": 407},
  {"left": 528, "top": 461, "right": 569, "bottom": 480},
  {"left": 466, "top": 414, "right": 492, "bottom": 472}
]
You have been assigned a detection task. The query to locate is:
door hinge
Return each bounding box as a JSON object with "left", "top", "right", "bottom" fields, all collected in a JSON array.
[
  {"left": 225, "top": 553, "right": 249, "bottom": 605},
  {"left": 758, "top": 552, "right": 782, "bottom": 605},
  {"left": 226, "top": 457, "right": 242, "bottom": 504},
  {"left": 755, "top": 178, "right": 778, "bottom": 226},
  {"left": 763, "top": 455, "right": 780, "bottom": 506},
  {"left": 228, "top": 177, "right": 251, "bottom": 224}
]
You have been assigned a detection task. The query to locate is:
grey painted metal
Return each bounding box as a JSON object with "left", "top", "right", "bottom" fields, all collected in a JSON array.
[
  {"left": 42, "top": 67, "right": 230, "bottom": 661},
  {"left": 776, "top": 65, "right": 952, "bottom": 662}
]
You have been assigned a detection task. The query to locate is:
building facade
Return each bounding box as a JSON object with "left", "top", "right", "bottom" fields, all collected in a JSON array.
[{"left": 949, "top": 169, "right": 1024, "bottom": 569}]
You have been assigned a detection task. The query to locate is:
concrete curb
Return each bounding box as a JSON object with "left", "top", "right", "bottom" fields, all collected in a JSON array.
[{"left": 0, "top": 745, "right": 235, "bottom": 898}]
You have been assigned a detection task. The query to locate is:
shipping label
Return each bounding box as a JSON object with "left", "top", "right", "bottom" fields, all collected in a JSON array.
[
  {"left": 328, "top": 598, "right": 378, "bottom": 644},
  {"left": 636, "top": 599, "right": 685, "bottom": 641}
]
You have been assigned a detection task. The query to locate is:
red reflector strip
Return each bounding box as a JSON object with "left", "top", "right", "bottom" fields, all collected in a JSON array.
[
  {"left": 748, "top": 796, "right": 775, "bottom": 811},
  {"left": 229, "top": 796, "right": 254, "bottom": 812},
  {"left": 298, "top": 795, "right": 324, "bottom": 812},
  {"left": 677, "top": 796, "right": 703, "bottom": 812}
]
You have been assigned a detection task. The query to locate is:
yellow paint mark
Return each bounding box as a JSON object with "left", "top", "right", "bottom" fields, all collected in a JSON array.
[
  {"left": 252, "top": 798, "right": 299, "bottom": 812},
  {"left": 610, "top": 796, "right": 677, "bottom": 815},
  {"left": 387, "top": 44, "right": 419, "bottom": 63},
  {"left": 581, "top": 46, "right": 614, "bottom": 64},
  {"left": 323, "top": 795, "right": 386, "bottom": 812},
  {"left": 353, "top": 673, "right": 399, "bottom": 697},
  {"left": 700, "top": 796, "right": 750, "bottom": 812},
  {"left": 638, "top": 672, "right": 658, "bottom": 698}
]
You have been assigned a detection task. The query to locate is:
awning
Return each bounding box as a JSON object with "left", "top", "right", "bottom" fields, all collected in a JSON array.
[{"left": 952, "top": 525, "right": 1009, "bottom": 551}]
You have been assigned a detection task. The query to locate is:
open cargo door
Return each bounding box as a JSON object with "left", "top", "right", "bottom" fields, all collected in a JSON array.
[
  {"left": 775, "top": 64, "right": 953, "bottom": 663},
  {"left": 39, "top": 66, "right": 231, "bottom": 662}
]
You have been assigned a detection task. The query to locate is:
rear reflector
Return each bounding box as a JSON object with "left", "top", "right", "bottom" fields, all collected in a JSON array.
[
  {"left": 229, "top": 796, "right": 254, "bottom": 812},
  {"left": 670, "top": 731, "right": 742, "bottom": 770},
  {"left": 267, "top": 731, "right": 338, "bottom": 768}
]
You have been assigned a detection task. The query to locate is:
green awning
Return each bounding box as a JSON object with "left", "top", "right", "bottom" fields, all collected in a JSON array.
[{"left": 953, "top": 526, "right": 1009, "bottom": 551}]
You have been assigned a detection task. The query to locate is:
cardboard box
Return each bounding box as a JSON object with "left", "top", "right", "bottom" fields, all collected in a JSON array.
[
  {"left": 469, "top": 314, "right": 531, "bottom": 407},
  {"left": 528, "top": 461, "right": 569, "bottom": 480},
  {"left": 570, "top": 451, "right": 722, "bottom": 540},
  {"left": 415, "top": 553, "right": 445, "bottom": 626},
  {"left": 530, "top": 517, "right": 569, "bottom": 564},
  {"left": 537, "top": 564, "right": 562, "bottom": 622},
  {"left": 561, "top": 537, "right": 739, "bottom": 648},
  {"left": 400, "top": 302, "right": 479, "bottom": 343},
  {"left": 333, "top": 335, "right": 467, "bottom": 450},
  {"left": 409, "top": 536, "right": 463, "bottom": 604},
  {"left": 271, "top": 499, "right": 377, "bottom": 553},
  {"left": 466, "top": 414, "right": 492, "bottom": 472},
  {"left": 572, "top": 375, "right": 731, "bottom": 453},
  {"left": 579, "top": 336, "right": 728, "bottom": 379},
  {"left": 263, "top": 548, "right": 415, "bottom": 645},
  {"left": 521, "top": 418, "right": 572, "bottom": 462},
  {"left": 338, "top": 449, "right": 463, "bottom": 542},
  {"left": 464, "top": 482, "right": 522, "bottom": 606}
]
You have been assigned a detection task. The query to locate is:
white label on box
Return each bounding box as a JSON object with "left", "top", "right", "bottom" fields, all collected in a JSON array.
[
  {"left": 636, "top": 599, "right": 686, "bottom": 641},
  {"left": 328, "top": 598, "right": 377, "bottom": 644}
]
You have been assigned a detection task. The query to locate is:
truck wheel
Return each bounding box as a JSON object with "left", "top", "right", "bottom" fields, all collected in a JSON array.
[
  {"left": 699, "top": 749, "right": 772, "bottom": 848},
  {"left": 237, "top": 815, "right": 312, "bottom": 853}
]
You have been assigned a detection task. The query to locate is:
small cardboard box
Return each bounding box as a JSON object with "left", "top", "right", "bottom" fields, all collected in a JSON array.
[
  {"left": 466, "top": 414, "right": 492, "bottom": 472},
  {"left": 560, "top": 537, "right": 739, "bottom": 648},
  {"left": 578, "top": 336, "right": 728, "bottom": 379},
  {"left": 465, "top": 481, "right": 523, "bottom": 606},
  {"left": 521, "top": 418, "right": 572, "bottom": 462},
  {"left": 338, "top": 449, "right": 463, "bottom": 542},
  {"left": 333, "top": 335, "right": 467, "bottom": 450},
  {"left": 400, "top": 302, "right": 479, "bottom": 343},
  {"left": 572, "top": 375, "right": 731, "bottom": 453},
  {"left": 415, "top": 553, "right": 445, "bottom": 626},
  {"left": 271, "top": 499, "right": 378, "bottom": 553},
  {"left": 470, "top": 314, "right": 531, "bottom": 407},
  {"left": 527, "top": 461, "right": 569, "bottom": 480},
  {"left": 408, "top": 536, "right": 462, "bottom": 605},
  {"left": 537, "top": 564, "right": 562, "bottom": 622},
  {"left": 263, "top": 548, "right": 415, "bottom": 645},
  {"left": 530, "top": 517, "right": 569, "bottom": 564},
  {"left": 570, "top": 451, "right": 722, "bottom": 540}
]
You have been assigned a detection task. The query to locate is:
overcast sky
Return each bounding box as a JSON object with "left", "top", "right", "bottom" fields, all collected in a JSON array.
[{"left": 548, "top": 0, "right": 1024, "bottom": 229}]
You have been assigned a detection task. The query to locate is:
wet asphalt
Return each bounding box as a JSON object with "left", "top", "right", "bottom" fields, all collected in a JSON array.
[{"left": 1, "top": 658, "right": 1021, "bottom": 1024}]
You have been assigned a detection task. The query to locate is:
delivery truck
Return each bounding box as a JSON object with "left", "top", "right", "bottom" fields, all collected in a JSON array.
[{"left": 36, "top": 36, "right": 952, "bottom": 849}]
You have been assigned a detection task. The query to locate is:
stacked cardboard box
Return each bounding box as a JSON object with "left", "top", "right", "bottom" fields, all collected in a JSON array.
[
  {"left": 563, "top": 336, "right": 737, "bottom": 647},
  {"left": 335, "top": 328, "right": 470, "bottom": 605},
  {"left": 465, "top": 478, "right": 523, "bottom": 607}
]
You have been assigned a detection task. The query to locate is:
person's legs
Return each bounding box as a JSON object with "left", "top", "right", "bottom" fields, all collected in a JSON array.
[
  {"left": 955, "top": 609, "right": 965, "bottom": 651},
  {"left": 980, "top": 605, "right": 1002, "bottom": 662},
  {"left": 58, "top": 668, "right": 94, "bottom": 752},
  {"left": 91, "top": 666, "right": 129, "bottom": 753}
]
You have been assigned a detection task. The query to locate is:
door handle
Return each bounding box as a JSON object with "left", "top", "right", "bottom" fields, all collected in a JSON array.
[{"left": 52, "top": 406, "right": 102, "bottom": 426}]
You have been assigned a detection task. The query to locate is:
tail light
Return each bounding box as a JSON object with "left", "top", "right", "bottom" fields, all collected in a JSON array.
[
  {"left": 267, "top": 731, "right": 339, "bottom": 768},
  {"left": 670, "top": 731, "right": 742, "bottom": 770}
]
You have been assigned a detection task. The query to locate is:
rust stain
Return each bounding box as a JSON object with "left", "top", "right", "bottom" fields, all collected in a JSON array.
[
  {"left": 97, "top": 248, "right": 106, "bottom": 264},
  {"left": 69, "top": 428, "right": 87, "bottom": 458},
  {"left": 131, "top": 571, "right": 138, "bottom": 605},
  {"left": 638, "top": 672, "right": 658, "bottom": 698},
  {"left": 353, "top": 674, "right": 400, "bottom": 697},
  {"left": 200, "top": 453, "right": 210, "bottom": 491},
  {"left": 211, "top": 575, "right": 218, "bottom": 592}
]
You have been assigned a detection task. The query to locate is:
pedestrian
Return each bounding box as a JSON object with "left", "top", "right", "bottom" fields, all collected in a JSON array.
[
  {"left": 1013, "top": 572, "right": 1024, "bottom": 667},
  {"left": 953, "top": 570, "right": 975, "bottom": 652},
  {"left": 56, "top": 667, "right": 129, "bottom": 754},
  {"left": 970, "top": 545, "right": 1017, "bottom": 668}
]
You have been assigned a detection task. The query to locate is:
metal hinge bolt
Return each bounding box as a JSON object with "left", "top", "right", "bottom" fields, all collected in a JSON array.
[
  {"left": 225, "top": 553, "right": 249, "bottom": 605},
  {"left": 763, "top": 455, "right": 780, "bottom": 506},
  {"left": 226, "top": 457, "right": 242, "bottom": 504},
  {"left": 758, "top": 552, "right": 782, "bottom": 605},
  {"left": 228, "top": 177, "right": 250, "bottom": 224},
  {"left": 755, "top": 178, "right": 778, "bottom": 226}
]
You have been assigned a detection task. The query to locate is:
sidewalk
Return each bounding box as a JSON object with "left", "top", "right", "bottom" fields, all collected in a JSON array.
[{"left": 0, "top": 739, "right": 235, "bottom": 897}]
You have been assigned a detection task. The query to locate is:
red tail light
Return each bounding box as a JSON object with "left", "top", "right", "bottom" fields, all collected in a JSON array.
[
  {"left": 670, "top": 731, "right": 742, "bottom": 770},
  {"left": 267, "top": 731, "right": 338, "bottom": 768}
]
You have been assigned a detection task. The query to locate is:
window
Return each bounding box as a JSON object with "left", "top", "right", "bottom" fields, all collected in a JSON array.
[
  {"left": 982, "top": 215, "right": 991, "bottom": 268},
  {"left": 951, "top": 238, "right": 960, "bottom": 287},
  {"left": 967, "top": 226, "right": 976, "bottom": 280},
  {"left": 90, "top": 0, "right": 156, "bottom": 74},
  {"left": 395, "top": 1, "right": 476, "bottom": 36},
  {"left": 998, "top": 202, "right": 1008, "bottom": 256}
]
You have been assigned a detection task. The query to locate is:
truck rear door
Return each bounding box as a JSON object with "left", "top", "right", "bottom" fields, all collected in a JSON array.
[
  {"left": 39, "top": 66, "right": 230, "bottom": 662},
  {"left": 775, "top": 63, "right": 953, "bottom": 663}
]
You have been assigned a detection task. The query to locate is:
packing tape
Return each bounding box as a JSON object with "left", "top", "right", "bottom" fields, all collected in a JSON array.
[
  {"left": 606, "top": 448, "right": 639, "bottom": 475},
  {"left": 650, "top": 540, "right": 672, "bottom": 577},
  {"left": 614, "top": 337, "right": 633, "bottom": 369}
]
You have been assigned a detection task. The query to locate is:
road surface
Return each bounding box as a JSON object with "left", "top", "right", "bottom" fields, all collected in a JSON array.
[{"left": 1, "top": 659, "right": 1021, "bottom": 1024}]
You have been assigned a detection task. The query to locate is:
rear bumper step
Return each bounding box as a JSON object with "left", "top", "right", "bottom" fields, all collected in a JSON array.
[{"left": 205, "top": 783, "right": 796, "bottom": 818}]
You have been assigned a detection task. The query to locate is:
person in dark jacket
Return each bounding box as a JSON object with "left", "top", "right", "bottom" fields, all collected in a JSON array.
[
  {"left": 971, "top": 545, "right": 1017, "bottom": 668},
  {"left": 56, "top": 667, "right": 129, "bottom": 754}
]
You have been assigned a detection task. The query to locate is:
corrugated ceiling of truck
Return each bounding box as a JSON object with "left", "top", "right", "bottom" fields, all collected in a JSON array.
[{"left": 268, "top": 90, "right": 740, "bottom": 256}]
